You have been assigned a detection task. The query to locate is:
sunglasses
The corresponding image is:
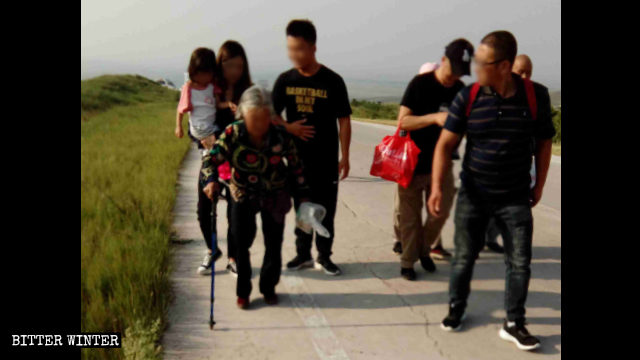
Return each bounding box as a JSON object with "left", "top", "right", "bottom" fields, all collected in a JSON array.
[{"left": 473, "top": 58, "right": 506, "bottom": 67}]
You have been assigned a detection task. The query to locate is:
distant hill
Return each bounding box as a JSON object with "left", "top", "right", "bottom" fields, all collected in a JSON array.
[
  {"left": 81, "top": 74, "right": 178, "bottom": 115},
  {"left": 550, "top": 90, "right": 561, "bottom": 107}
]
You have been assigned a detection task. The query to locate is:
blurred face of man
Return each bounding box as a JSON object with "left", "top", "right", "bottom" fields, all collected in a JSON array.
[
  {"left": 287, "top": 36, "right": 316, "bottom": 69},
  {"left": 244, "top": 107, "right": 271, "bottom": 140},
  {"left": 438, "top": 56, "right": 461, "bottom": 87},
  {"left": 473, "top": 44, "right": 512, "bottom": 87},
  {"left": 513, "top": 57, "right": 532, "bottom": 79}
]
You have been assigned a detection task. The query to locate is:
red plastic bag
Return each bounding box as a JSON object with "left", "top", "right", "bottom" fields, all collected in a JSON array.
[{"left": 370, "top": 127, "right": 421, "bottom": 188}]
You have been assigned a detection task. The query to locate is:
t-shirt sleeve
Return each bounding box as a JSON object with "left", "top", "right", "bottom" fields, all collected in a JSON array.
[
  {"left": 399, "top": 76, "right": 420, "bottom": 111},
  {"left": 443, "top": 87, "right": 470, "bottom": 134},
  {"left": 533, "top": 84, "right": 556, "bottom": 140},
  {"left": 177, "top": 83, "right": 192, "bottom": 114},
  {"left": 271, "top": 73, "right": 286, "bottom": 116},
  {"left": 333, "top": 75, "right": 352, "bottom": 118}
]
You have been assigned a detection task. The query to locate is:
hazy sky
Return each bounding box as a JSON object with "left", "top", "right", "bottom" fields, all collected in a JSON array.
[{"left": 81, "top": 0, "right": 561, "bottom": 96}]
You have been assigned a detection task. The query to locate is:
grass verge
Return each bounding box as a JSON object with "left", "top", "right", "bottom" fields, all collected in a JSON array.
[{"left": 81, "top": 75, "right": 189, "bottom": 359}]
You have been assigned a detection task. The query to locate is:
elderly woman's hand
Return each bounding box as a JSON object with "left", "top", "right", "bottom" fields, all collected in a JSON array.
[{"left": 203, "top": 182, "right": 219, "bottom": 200}]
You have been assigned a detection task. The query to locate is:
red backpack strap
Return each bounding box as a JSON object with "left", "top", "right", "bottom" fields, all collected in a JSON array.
[
  {"left": 522, "top": 78, "right": 537, "bottom": 120},
  {"left": 466, "top": 83, "right": 481, "bottom": 117}
]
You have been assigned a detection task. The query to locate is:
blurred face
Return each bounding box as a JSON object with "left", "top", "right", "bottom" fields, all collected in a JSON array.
[
  {"left": 192, "top": 71, "right": 214, "bottom": 86},
  {"left": 286, "top": 36, "right": 316, "bottom": 69},
  {"left": 221, "top": 56, "right": 244, "bottom": 85},
  {"left": 512, "top": 59, "right": 532, "bottom": 79},
  {"left": 473, "top": 44, "right": 512, "bottom": 86},
  {"left": 438, "top": 56, "right": 461, "bottom": 87},
  {"left": 243, "top": 107, "right": 271, "bottom": 139}
]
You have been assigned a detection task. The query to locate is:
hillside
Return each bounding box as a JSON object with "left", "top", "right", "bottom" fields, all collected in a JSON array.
[{"left": 81, "top": 74, "right": 179, "bottom": 116}]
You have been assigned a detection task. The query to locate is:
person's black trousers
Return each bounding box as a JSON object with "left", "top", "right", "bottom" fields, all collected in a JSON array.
[
  {"left": 230, "top": 191, "right": 291, "bottom": 299},
  {"left": 293, "top": 179, "right": 338, "bottom": 261},
  {"left": 197, "top": 168, "right": 236, "bottom": 259},
  {"left": 449, "top": 184, "right": 533, "bottom": 322}
]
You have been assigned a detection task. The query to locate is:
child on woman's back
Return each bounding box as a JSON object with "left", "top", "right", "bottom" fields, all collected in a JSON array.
[{"left": 175, "top": 47, "right": 218, "bottom": 149}]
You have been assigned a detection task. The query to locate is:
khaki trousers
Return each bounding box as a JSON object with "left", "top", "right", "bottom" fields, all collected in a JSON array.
[{"left": 394, "top": 167, "right": 456, "bottom": 268}]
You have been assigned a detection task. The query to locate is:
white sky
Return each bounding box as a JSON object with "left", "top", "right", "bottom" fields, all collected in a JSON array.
[{"left": 81, "top": 0, "right": 561, "bottom": 92}]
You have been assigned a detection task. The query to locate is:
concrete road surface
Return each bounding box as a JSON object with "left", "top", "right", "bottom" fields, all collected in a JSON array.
[{"left": 162, "top": 120, "right": 561, "bottom": 359}]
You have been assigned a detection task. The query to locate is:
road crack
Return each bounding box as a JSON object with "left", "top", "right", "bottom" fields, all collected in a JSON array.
[
  {"left": 339, "top": 199, "right": 393, "bottom": 237},
  {"left": 349, "top": 247, "right": 449, "bottom": 358}
]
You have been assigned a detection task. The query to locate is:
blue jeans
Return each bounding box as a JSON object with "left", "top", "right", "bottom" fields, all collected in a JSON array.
[{"left": 449, "top": 184, "right": 533, "bottom": 322}]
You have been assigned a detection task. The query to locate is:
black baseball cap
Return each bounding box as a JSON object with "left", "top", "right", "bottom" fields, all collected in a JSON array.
[{"left": 445, "top": 39, "right": 474, "bottom": 76}]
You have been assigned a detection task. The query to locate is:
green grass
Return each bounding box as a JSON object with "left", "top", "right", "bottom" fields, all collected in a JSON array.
[
  {"left": 551, "top": 107, "right": 561, "bottom": 144},
  {"left": 81, "top": 75, "right": 190, "bottom": 359},
  {"left": 350, "top": 99, "right": 399, "bottom": 121}
]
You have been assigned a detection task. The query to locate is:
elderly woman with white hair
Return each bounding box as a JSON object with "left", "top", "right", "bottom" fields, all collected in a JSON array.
[{"left": 201, "top": 85, "right": 310, "bottom": 309}]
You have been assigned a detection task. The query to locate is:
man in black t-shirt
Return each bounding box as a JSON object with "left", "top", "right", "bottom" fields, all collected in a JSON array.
[
  {"left": 394, "top": 39, "right": 474, "bottom": 281},
  {"left": 272, "top": 19, "right": 352, "bottom": 276}
]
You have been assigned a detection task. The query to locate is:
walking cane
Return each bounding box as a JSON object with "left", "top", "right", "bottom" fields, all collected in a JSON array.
[{"left": 209, "top": 189, "right": 217, "bottom": 330}]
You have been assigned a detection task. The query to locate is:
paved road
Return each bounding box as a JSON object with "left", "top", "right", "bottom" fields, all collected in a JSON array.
[{"left": 162, "top": 120, "right": 561, "bottom": 359}]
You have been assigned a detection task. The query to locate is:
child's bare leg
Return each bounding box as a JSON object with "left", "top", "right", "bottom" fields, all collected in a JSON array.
[{"left": 200, "top": 134, "right": 216, "bottom": 149}]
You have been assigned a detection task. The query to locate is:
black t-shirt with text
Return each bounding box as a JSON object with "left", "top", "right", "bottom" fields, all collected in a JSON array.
[
  {"left": 400, "top": 72, "right": 464, "bottom": 175},
  {"left": 272, "top": 65, "right": 351, "bottom": 182}
]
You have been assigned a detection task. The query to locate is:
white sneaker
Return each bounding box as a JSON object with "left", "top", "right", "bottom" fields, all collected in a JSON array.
[
  {"left": 226, "top": 260, "right": 238, "bottom": 278},
  {"left": 197, "top": 253, "right": 213, "bottom": 275}
]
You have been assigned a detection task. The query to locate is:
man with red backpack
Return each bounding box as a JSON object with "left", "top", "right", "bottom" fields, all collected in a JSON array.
[
  {"left": 483, "top": 53, "right": 536, "bottom": 255},
  {"left": 428, "top": 31, "right": 554, "bottom": 350}
]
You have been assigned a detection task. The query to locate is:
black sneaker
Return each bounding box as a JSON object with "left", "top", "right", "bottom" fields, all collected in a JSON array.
[
  {"left": 393, "top": 241, "right": 402, "bottom": 255},
  {"left": 263, "top": 293, "right": 279, "bottom": 305},
  {"left": 486, "top": 242, "right": 505, "bottom": 253},
  {"left": 440, "top": 302, "right": 466, "bottom": 331},
  {"left": 315, "top": 258, "right": 342, "bottom": 276},
  {"left": 286, "top": 255, "right": 314, "bottom": 271},
  {"left": 499, "top": 320, "right": 541, "bottom": 351},
  {"left": 400, "top": 267, "right": 416, "bottom": 281},
  {"left": 419, "top": 255, "right": 436, "bottom": 273}
]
